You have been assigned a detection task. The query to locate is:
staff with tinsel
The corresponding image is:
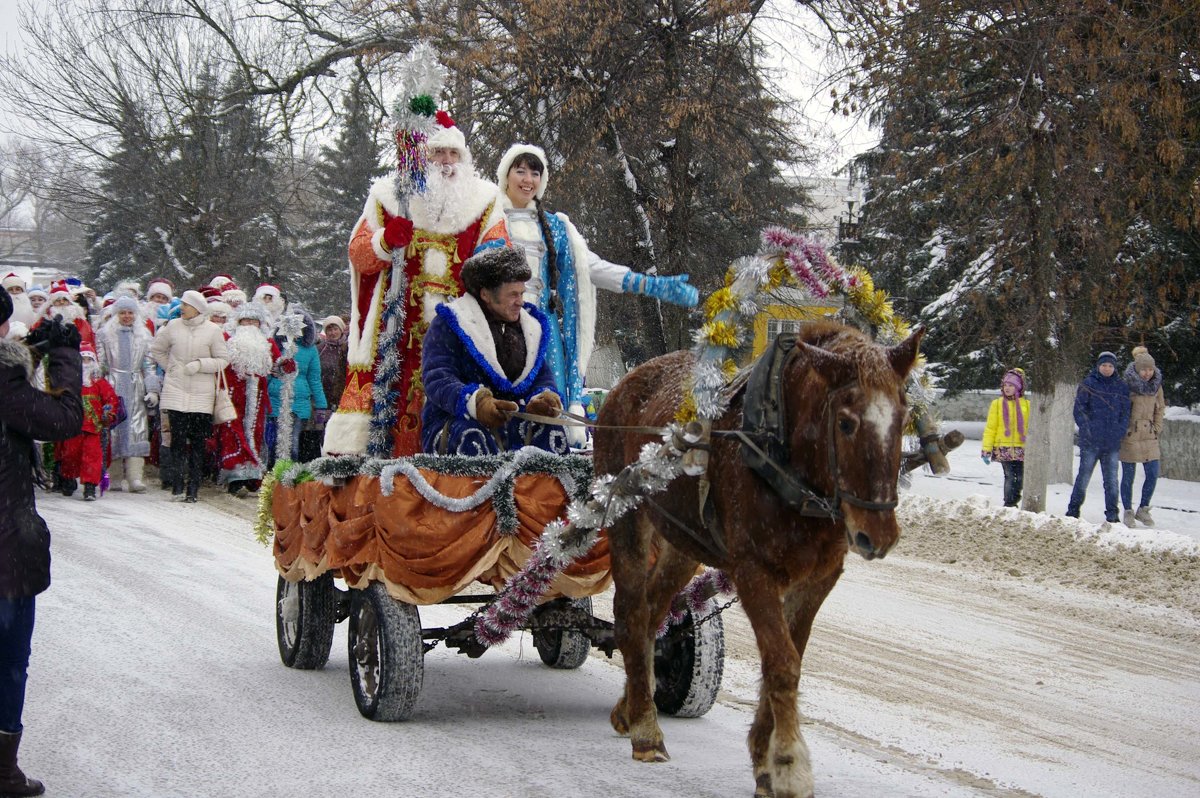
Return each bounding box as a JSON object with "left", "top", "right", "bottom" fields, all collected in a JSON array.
[
  {"left": 367, "top": 42, "right": 448, "bottom": 459},
  {"left": 273, "top": 308, "right": 306, "bottom": 464}
]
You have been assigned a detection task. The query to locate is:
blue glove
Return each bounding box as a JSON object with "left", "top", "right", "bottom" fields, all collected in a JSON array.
[
  {"left": 623, "top": 272, "right": 699, "bottom": 308},
  {"left": 981, "top": 453, "right": 992, "bottom": 465}
]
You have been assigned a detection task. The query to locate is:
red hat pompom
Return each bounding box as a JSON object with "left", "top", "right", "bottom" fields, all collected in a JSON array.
[{"left": 435, "top": 110, "right": 455, "bottom": 129}]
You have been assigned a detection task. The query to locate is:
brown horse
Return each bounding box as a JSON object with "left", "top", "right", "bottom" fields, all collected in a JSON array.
[{"left": 593, "top": 320, "right": 924, "bottom": 798}]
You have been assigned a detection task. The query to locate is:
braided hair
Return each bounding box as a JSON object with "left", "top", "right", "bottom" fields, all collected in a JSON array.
[{"left": 508, "top": 152, "right": 560, "bottom": 314}]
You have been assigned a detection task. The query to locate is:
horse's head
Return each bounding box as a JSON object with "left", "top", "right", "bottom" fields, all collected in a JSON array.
[{"left": 784, "top": 324, "right": 925, "bottom": 560}]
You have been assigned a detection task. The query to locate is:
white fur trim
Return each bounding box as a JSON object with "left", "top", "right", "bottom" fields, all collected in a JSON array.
[
  {"left": 466, "top": 387, "right": 485, "bottom": 419},
  {"left": 496, "top": 144, "right": 549, "bottom": 200},
  {"left": 2, "top": 272, "right": 26, "bottom": 290},
  {"left": 322, "top": 410, "right": 370, "bottom": 455},
  {"left": 446, "top": 293, "right": 541, "bottom": 387},
  {"left": 147, "top": 280, "right": 173, "bottom": 299},
  {"left": 560, "top": 213, "right": 596, "bottom": 377},
  {"left": 426, "top": 125, "right": 468, "bottom": 157},
  {"left": 371, "top": 228, "right": 392, "bottom": 262}
]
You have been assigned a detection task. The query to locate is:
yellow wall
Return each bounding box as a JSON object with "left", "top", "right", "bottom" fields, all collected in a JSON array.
[{"left": 750, "top": 303, "right": 839, "bottom": 359}]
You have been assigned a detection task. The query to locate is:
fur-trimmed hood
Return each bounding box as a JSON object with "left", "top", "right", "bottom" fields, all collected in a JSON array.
[{"left": 0, "top": 336, "right": 34, "bottom": 381}]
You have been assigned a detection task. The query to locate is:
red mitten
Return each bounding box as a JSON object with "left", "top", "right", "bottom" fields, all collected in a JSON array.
[{"left": 383, "top": 217, "right": 414, "bottom": 250}]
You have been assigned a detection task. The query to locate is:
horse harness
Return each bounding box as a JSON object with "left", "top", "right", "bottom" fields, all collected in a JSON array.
[{"left": 729, "top": 332, "right": 900, "bottom": 519}]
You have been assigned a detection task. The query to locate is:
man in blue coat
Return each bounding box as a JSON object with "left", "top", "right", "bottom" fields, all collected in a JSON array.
[
  {"left": 421, "top": 247, "right": 566, "bottom": 456},
  {"left": 1066, "top": 351, "right": 1131, "bottom": 522}
]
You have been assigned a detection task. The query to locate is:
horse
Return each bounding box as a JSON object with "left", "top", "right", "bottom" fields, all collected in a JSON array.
[{"left": 593, "top": 320, "right": 924, "bottom": 798}]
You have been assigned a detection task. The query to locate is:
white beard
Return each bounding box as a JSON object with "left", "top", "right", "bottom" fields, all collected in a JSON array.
[
  {"left": 412, "top": 165, "right": 488, "bottom": 234},
  {"left": 47, "top": 302, "right": 84, "bottom": 324},
  {"left": 9, "top": 293, "right": 36, "bottom": 327},
  {"left": 227, "top": 325, "right": 273, "bottom": 378}
]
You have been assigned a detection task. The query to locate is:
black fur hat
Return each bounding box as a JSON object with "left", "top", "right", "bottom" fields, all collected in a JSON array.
[
  {"left": 461, "top": 247, "right": 531, "bottom": 297},
  {"left": 0, "top": 288, "right": 12, "bottom": 326}
]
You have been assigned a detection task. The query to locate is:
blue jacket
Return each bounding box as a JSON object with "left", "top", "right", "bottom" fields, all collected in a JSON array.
[
  {"left": 1073, "top": 367, "right": 1131, "bottom": 451},
  {"left": 268, "top": 343, "right": 327, "bottom": 420},
  {"left": 420, "top": 294, "right": 563, "bottom": 456}
]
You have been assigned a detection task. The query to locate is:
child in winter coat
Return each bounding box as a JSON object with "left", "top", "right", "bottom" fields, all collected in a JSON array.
[
  {"left": 1119, "top": 346, "right": 1166, "bottom": 527},
  {"left": 982, "top": 368, "right": 1030, "bottom": 507},
  {"left": 55, "top": 342, "right": 118, "bottom": 500}
]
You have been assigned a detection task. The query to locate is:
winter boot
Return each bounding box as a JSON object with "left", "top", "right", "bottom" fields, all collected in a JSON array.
[
  {"left": 1135, "top": 506, "right": 1155, "bottom": 527},
  {"left": 0, "top": 731, "right": 45, "bottom": 797},
  {"left": 1122, "top": 509, "right": 1135, "bottom": 528},
  {"left": 83, "top": 483, "right": 97, "bottom": 502},
  {"left": 60, "top": 478, "right": 76, "bottom": 498},
  {"left": 185, "top": 482, "right": 199, "bottom": 504},
  {"left": 127, "top": 457, "right": 146, "bottom": 493}
]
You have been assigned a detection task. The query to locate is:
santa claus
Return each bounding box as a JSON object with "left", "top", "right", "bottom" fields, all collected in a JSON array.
[
  {"left": 323, "top": 111, "right": 498, "bottom": 457},
  {"left": 37, "top": 279, "right": 96, "bottom": 350},
  {"left": 215, "top": 302, "right": 279, "bottom": 495}
]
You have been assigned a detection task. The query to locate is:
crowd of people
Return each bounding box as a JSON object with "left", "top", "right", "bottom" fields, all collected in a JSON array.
[
  {"left": 981, "top": 349, "right": 1166, "bottom": 527},
  {"left": 2, "top": 270, "right": 348, "bottom": 507}
]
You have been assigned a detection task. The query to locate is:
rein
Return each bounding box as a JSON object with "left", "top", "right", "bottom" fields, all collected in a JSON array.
[{"left": 513, "top": 333, "right": 900, "bottom": 521}]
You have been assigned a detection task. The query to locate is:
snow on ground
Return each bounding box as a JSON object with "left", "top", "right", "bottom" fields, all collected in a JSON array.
[{"left": 19, "top": 431, "right": 1200, "bottom": 798}]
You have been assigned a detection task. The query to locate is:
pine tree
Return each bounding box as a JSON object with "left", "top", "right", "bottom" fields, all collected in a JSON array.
[{"left": 86, "top": 100, "right": 166, "bottom": 287}]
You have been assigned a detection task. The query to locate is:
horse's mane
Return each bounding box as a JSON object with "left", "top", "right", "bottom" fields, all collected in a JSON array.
[{"left": 796, "top": 320, "right": 896, "bottom": 388}]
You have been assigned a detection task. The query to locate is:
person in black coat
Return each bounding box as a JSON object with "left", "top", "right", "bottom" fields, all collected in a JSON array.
[{"left": 0, "top": 290, "right": 83, "bottom": 797}]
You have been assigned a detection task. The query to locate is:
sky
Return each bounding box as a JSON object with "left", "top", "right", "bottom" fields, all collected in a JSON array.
[{"left": 0, "top": 0, "right": 876, "bottom": 176}]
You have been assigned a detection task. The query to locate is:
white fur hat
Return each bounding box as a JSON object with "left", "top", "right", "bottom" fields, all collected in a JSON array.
[
  {"left": 222, "top": 287, "right": 247, "bottom": 305},
  {"left": 235, "top": 302, "right": 270, "bottom": 325},
  {"left": 147, "top": 278, "right": 174, "bottom": 300},
  {"left": 179, "top": 290, "right": 209, "bottom": 315},
  {"left": 253, "top": 283, "right": 281, "bottom": 302},
  {"left": 27, "top": 286, "right": 48, "bottom": 301},
  {"left": 208, "top": 273, "right": 236, "bottom": 290},
  {"left": 496, "top": 143, "right": 549, "bottom": 200},
  {"left": 320, "top": 315, "right": 346, "bottom": 330},
  {"left": 207, "top": 300, "right": 233, "bottom": 318},
  {"left": 2, "top": 272, "right": 26, "bottom": 291},
  {"left": 425, "top": 112, "right": 472, "bottom": 166}
]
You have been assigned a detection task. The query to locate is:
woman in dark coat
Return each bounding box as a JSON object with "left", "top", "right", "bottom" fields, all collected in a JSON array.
[{"left": 0, "top": 291, "right": 83, "bottom": 797}]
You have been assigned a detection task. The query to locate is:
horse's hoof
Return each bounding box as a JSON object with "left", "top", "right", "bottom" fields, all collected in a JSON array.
[
  {"left": 632, "top": 741, "right": 670, "bottom": 762},
  {"left": 610, "top": 703, "right": 630, "bottom": 736}
]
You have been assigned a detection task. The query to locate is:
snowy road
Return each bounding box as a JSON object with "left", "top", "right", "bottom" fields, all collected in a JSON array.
[{"left": 20, "top": 470, "right": 1200, "bottom": 798}]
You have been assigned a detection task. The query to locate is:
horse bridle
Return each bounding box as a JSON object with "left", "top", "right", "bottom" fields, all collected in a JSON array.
[{"left": 731, "top": 334, "right": 900, "bottom": 520}]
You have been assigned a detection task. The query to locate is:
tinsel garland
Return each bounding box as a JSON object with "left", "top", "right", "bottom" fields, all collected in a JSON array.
[
  {"left": 257, "top": 451, "right": 591, "bottom": 542},
  {"left": 377, "top": 447, "right": 589, "bottom": 535},
  {"left": 273, "top": 311, "right": 304, "bottom": 464},
  {"left": 253, "top": 469, "right": 278, "bottom": 546},
  {"left": 657, "top": 569, "right": 736, "bottom": 637},
  {"left": 366, "top": 265, "right": 408, "bottom": 458},
  {"left": 474, "top": 426, "right": 699, "bottom": 646},
  {"left": 676, "top": 227, "right": 935, "bottom": 428},
  {"left": 390, "top": 42, "right": 445, "bottom": 198}
]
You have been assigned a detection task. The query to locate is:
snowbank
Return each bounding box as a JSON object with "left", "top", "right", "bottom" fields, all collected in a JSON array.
[{"left": 896, "top": 493, "right": 1200, "bottom": 619}]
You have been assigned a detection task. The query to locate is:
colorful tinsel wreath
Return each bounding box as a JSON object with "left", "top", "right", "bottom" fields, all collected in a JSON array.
[{"left": 676, "top": 227, "right": 933, "bottom": 425}]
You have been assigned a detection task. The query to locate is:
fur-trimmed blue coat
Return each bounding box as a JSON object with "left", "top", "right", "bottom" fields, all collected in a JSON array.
[{"left": 420, "top": 294, "right": 567, "bottom": 456}]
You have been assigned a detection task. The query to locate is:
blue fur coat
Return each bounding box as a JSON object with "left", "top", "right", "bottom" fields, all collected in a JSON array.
[{"left": 420, "top": 294, "right": 566, "bottom": 456}]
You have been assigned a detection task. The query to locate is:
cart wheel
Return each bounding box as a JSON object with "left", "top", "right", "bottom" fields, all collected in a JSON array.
[
  {"left": 348, "top": 583, "right": 424, "bottom": 721},
  {"left": 532, "top": 596, "right": 593, "bottom": 670},
  {"left": 276, "top": 573, "right": 336, "bottom": 670},
  {"left": 654, "top": 600, "right": 725, "bottom": 717}
]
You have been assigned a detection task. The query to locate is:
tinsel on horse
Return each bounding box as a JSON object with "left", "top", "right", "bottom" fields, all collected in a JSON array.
[{"left": 594, "top": 319, "right": 924, "bottom": 798}]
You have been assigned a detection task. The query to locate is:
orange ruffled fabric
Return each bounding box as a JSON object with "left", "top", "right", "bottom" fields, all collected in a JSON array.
[{"left": 273, "top": 473, "right": 611, "bottom": 604}]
